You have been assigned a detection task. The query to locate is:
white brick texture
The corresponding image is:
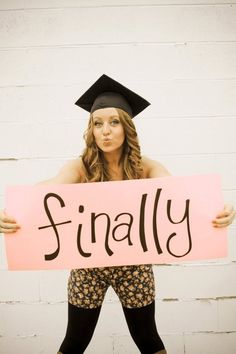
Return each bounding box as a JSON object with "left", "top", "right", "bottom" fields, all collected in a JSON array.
[{"left": 0, "top": 1, "right": 236, "bottom": 353}]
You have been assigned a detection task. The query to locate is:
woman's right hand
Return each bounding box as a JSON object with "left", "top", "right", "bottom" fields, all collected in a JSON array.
[{"left": 0, "top": 210, "right": 21, "bottom": 234}]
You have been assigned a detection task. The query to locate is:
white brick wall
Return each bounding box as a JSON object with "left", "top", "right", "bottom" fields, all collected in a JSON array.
[{"left": 0, "top": 1, "right": 236, "bottom": 353}]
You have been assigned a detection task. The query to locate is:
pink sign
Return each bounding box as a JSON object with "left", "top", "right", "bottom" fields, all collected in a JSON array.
[{"left": 4, "top": 175, "right": 227, "bottom": 270}]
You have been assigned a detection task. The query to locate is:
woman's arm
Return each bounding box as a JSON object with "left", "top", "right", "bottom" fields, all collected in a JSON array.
[
  {"left": 141, "top": 156, "right": 171, "bottom": 178},
  {"left": 0, "top": 158, "right": 83, "bottom": 234},
  {"left": 141, "top": 156, "right": 235, "bottom": 227},
  {"left": 0, "top": 210, "right": 20, "bottom": 234},
  {"left": 212, "top": 204, "right": 236, "bottom": 228},
  {"left": 37, "top": 158, "right": 83, "bottom": 184}
]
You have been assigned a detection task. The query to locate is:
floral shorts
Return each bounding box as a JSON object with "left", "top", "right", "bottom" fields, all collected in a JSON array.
[{"left": 68, "top": 264, "right": 155, "bottom": 309}]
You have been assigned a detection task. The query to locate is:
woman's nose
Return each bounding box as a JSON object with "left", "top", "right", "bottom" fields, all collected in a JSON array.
[{"left": 102, "top": 123, "right": 111, "bottom": 135}]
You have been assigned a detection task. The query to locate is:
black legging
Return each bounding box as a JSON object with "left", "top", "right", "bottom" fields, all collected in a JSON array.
[
  {"left": 122, "top": 301, "right": 165, "bottom": 354},
  {"left": 59, "top": 301, "right": 165, "bottom": 354}
]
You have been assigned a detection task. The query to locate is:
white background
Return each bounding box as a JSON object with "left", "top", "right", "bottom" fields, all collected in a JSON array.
[{"left": 0, "top": 1, "right": 236, "bottom": 353}]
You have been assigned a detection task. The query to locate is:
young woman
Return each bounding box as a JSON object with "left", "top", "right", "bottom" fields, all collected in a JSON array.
[{"left": 0, "top": 75, "right": 235, "bottom": 354}]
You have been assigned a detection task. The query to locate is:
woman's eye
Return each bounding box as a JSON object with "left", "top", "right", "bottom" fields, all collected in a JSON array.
[
  {"left": 94, "top": 121, "right": 102, "bottom": 127},
  {"left": 110, "top": 120, "right": 120, "bottom": 126}
]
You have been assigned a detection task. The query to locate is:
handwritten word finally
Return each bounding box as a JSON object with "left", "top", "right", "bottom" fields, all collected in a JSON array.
[
  {"left": 38, "top": 189, "right": 192, "bottom": 261},
  {"left": 5, "top": 175, "right": 227, "bottom": 270}
]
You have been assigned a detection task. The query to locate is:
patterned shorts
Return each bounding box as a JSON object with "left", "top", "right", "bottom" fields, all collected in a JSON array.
[{"left": 68, "top": 264, "right": 155, "bottom": 309}]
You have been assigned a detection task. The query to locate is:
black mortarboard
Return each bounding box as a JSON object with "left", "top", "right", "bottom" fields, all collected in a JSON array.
[{"left": 75, "top": 74, "right": 150, "bottom": 118}]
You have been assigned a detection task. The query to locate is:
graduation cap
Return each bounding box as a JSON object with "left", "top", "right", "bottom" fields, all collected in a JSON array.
[{"left": 75, "top": 74, "right": 150, "bottom": 118}]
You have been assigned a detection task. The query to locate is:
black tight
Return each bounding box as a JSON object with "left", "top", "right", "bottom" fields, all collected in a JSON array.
[
  {"left": 59, "top": 302, "right": 165, "bottom": 354},
  {"left": 59, "top": 303, "right": 101, "bottom": 354},
  {"left": 122, "top": 302, "right": 165, "bottom": 354}
]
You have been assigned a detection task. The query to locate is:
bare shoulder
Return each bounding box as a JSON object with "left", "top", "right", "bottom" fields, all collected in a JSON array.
[
  {"left": 37, "top": 158, "right": 85, "bottom": 184},
  {"left": 55, "top": 158, "right": 85, "bottom": 183},
  {"left": 141, "top": 156, "right": 171, "bottom": 178}
]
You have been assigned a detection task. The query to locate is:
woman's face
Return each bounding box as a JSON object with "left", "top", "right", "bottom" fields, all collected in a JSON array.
[{"left": 92, "top": 107, "right": 125, "bottom": 154}]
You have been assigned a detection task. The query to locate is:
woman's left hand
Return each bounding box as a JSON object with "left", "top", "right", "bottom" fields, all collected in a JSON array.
[{"left": 212, "top": 204, "right": 236, "bottom": 228}]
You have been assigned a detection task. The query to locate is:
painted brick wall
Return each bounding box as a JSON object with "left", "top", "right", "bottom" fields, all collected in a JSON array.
[{"left": 0, "top": 1, "right": 236, "bottom": 353}]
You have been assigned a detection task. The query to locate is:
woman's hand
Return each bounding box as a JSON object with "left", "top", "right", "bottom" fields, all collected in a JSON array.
[
  {"left": 0, "top": 210, "right": 21, "bottom": 234},
  {"left": 212, "top": 204, "right": 236, "bottom": 228}
]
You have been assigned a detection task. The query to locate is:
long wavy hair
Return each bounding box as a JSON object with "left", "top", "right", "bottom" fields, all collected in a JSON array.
[{"left": 80, "top": 108, "right": 143, "bottom": 182}]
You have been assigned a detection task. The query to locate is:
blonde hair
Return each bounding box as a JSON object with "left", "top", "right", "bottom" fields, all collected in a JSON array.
[{"left": 80, "top": 108, "right": 143, "bottom": 182}]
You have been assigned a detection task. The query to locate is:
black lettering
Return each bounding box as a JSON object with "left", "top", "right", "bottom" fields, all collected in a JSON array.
[
  {"left": 139, "top": 194, "right": 148, "bottom": 252},
  {"left": 166, "top": 199, "right": 192, "bottom": 258},
  {"left": 38, "top": 193, "right": 72, "bottom": 261},
  {"left": 112, "top": 213, "right": 133, "bottom": 245},
  {"left": 152, "top": 188, "right": 163, "bottom": 254},
  {"left": 77, "top": 205, "right": 91, "bottom": 257},
  {"left": 91, "top": 212, "right": 112, "bottom": 256}
]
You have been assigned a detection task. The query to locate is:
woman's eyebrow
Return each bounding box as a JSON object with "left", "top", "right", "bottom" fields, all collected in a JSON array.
[{"left": 93, "top": 115, "right": 119, "bottom": 119}]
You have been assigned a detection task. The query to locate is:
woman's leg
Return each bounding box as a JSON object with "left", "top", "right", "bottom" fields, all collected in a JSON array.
[
  {"left": 59, "top": 302, "right": 102, "bottom": 354},
  {"left": 122, "top": 301, "right": 166, "bottom": 354}
]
